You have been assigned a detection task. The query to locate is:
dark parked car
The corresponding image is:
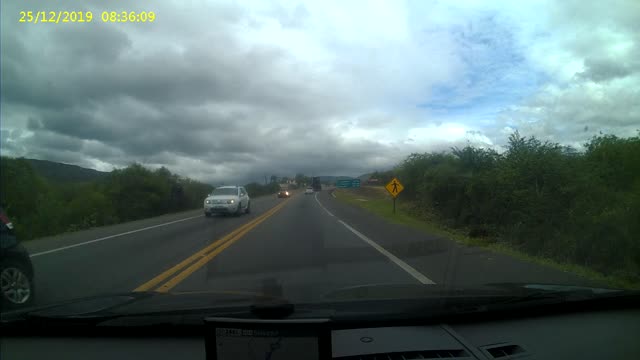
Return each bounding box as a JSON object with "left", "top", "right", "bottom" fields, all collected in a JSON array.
[{"left": 0, "top": 208, "right": 35, "bottom": 310}]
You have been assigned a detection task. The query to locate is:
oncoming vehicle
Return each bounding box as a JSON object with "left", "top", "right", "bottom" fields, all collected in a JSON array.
[
  {"left": 0, "top": 208, "right": 35, "bottom": 309},
  {"left": 204, "top": 186, "right": 250, "bottom": 217},
  {"left": 305, "top": 187, "right": 314, "bottom": 195},
  {"left": 277, "top": 190, "right": 290, "bottom": 198}
]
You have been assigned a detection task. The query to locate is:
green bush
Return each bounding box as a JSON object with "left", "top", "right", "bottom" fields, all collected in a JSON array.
[
  {"left": 0, "top": 158, "right": 213, "bottom": 240},
  {"left": 245, "top": 182, "right": 281, "bottom": 197},
  {"left": 397, "top": 132, "right": 640, "bottom": 282}
]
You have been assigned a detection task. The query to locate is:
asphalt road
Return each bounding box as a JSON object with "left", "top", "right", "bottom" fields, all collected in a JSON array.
[{"left": 23, "top": 190, "right": 595, "bottom": 306}]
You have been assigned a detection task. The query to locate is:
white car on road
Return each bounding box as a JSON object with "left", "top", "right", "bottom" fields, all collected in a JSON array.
[
  {"left": 204, "top": 186, "right": 250, "bottom": 217},
  {"left": 305, "top": 186, "right": 314, "bottom": 195}
]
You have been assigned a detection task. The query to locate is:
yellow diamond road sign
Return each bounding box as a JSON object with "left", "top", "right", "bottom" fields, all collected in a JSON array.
[{"left": 385, "top": 177, "right": 404, "bottom": 198}]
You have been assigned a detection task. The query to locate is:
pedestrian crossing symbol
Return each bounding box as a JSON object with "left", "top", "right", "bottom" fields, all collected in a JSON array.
[{"left": 385, "top": 177, "right": 404, "bottom": 198}]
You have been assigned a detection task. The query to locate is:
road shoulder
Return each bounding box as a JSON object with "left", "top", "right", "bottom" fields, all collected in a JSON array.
[{"left": 319, "top": 188, "right": 607, "bottom": 288}]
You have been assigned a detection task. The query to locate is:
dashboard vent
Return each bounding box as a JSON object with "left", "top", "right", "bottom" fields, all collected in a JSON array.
[
  {"left": 482, "top": 344, "right": 527, "bottom": 359},
  {"left": 335, "top": 349, "right": 470, "bottom": 359}
]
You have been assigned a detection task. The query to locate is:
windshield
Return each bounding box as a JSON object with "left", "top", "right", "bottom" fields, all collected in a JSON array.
[
  {"left": 212, "top": 188, "right": 239, "bottom": 196},
  {"left": 0, "top": 0, "right": 638, "bottom": 320}
]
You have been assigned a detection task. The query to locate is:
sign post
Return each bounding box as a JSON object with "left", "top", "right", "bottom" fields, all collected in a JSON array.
[{"left": 384, "top": 177, "right": 404, "bottom": 214}]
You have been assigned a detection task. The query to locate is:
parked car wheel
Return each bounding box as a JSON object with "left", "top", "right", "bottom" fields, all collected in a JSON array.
[{"left": 0, "top": 260, "right": 34, "bottom": 309}]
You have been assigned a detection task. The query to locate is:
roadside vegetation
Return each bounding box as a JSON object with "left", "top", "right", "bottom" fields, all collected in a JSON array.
[
  {"left": 244, "top": 182, "right": 282, "bottom": 197},
  {"left": 0, "top": 158, "right": 213, "bottom": 240},
  {"left": 0, "top": 157, "right": 316, "bottom": 241},
  {"left": 340, "top": 132, "right": 640, "bottom": 288}
]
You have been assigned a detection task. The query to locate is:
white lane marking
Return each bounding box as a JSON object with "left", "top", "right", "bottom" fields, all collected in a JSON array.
[
  {"left": 314, "top": 192, "right": 334, "bottom": 217},
  {"left": 331, "top": 191, "right": 336, "bottom": 198},
  {"left": 338, "top": 220, "right": 436, "bottom": 285},
  {"left": 30, "top": 215, "right": 202, "bottom": 258}
]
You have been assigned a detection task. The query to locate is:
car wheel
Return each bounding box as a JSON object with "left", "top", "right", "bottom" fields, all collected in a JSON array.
[
  {"left": 1, "top": 260, "right": 34, "bottom": 310},
  {"left": 245, "top": 201, "right": 251, "bottom": 214}
]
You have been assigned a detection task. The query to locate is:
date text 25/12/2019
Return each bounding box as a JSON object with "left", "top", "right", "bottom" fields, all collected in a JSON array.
[{"left": 18, "top": 11, "right": 156, "bottom": 24}]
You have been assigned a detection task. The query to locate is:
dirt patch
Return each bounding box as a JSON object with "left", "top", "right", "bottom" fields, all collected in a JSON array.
[{"left": 340, "top": 186, "right": 389, "bottom": 200}]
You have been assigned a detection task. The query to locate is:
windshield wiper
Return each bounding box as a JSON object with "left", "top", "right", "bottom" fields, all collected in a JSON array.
[
  {"left": 3, "top": 301, "right": 299, "bottom": 328},
  {"left": 485, "top": 287, "right": 638, "bottom": 310}
]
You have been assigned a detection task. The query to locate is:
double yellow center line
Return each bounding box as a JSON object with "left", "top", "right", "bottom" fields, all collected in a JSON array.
[{"left": 134, "top": 198, "right": 290, "bottom": 293}]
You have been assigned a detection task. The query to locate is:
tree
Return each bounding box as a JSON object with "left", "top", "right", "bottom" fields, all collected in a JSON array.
[
  {"left": 0, "top": 157, "right": 64, "bottom": 239},
  {"left": 0, "top": 158, "right": 213, "bottom": 240},
  {"left": 394, "top": 132, "right": 640, "bottom": 282},
  {"left": 295, "top": 173, "right": 311, "bottom": 186},
  {"left": 245, "top": 182, "right": 281, "bottom": 197}
]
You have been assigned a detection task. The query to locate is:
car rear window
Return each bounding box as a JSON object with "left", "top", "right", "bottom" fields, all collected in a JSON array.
[{"left": 212, "top": 188, "right": 238, "bottom": 196}]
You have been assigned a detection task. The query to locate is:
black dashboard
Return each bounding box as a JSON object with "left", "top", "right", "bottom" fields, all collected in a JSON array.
[{"left": 3, "top": 308, "right": 639, "bottom": 360}]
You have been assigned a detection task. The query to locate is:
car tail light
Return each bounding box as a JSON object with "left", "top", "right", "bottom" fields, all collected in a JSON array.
[{"left": 0, "top": 211, "right": 14, "bottom": 230}]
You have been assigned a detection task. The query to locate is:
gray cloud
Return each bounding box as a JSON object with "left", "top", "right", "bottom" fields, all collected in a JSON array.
[
  {"left": 2, "top": 0, "right": 638, "bottom": 184},
  {"left": 51, "top": 22, "right": 132, "bottom": 64},
  {"left": 1, "top": 2, "right": 374, "bottom": 183},
  {"left": 580, "top": 57, "right": 637, "bottom": 82},
  {"left": 494, "top": 0, "right": 640, "bottom": 147}
]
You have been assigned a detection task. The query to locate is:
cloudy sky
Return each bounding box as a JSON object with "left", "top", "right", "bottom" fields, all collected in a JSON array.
[{"left": 1, "top": 0, "right": 638, "bottom": 184}]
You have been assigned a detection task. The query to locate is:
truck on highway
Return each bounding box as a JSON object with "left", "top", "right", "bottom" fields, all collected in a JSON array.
[{"left": 312, "top": 177, "right": 322, "bottom": 192}]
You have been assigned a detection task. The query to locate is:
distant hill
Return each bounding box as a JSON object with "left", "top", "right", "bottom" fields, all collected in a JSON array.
[
  {"left": 26, "top": 158, "right": 108, "bottom": 183},
  {"left": 316, "top": 175, "right": 353, "bottom": 183},
  {"left": 356, "top": 170, "right": 394, "bottom": 185}
]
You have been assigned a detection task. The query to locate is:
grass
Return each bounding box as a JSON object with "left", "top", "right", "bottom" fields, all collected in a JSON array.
[{"left": 333, "top": 187, "right": 640, "bottom": 290}]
